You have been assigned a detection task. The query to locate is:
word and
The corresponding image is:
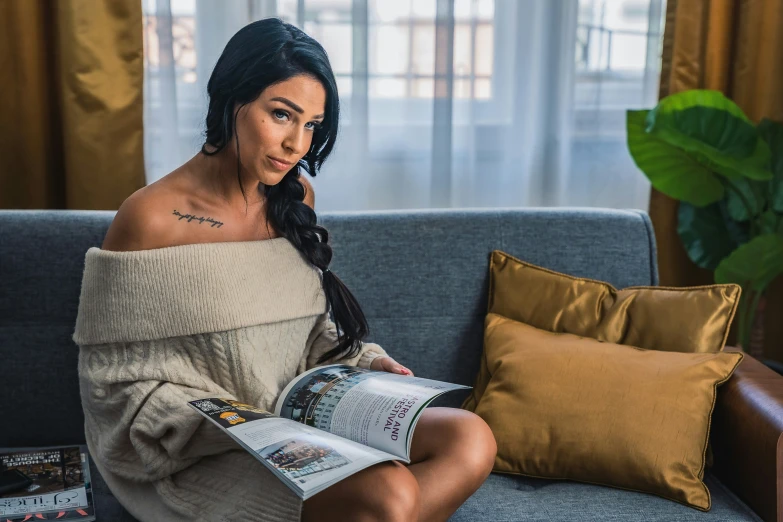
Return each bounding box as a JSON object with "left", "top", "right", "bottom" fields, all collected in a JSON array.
[{"left": 383, "top": 397, "right": 417, "bottom": 441}]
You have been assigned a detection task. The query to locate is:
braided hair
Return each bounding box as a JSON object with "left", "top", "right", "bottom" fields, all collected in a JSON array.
[{"left": 200, "top": 18, "right": 368, "bottom": 362}]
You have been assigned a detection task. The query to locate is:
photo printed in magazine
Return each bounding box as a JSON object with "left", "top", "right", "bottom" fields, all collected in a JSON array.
[
  {"left": 274, "top": 365, "right": 470, "bottom": 460},
  {"left": 188, "top": 398, "right": 400, "bottom": 500}
]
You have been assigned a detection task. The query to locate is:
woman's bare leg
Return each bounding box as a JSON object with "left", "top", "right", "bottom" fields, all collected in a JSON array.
[
  {"left": 302, "top": 408, "right": 495, "bottom": 522},
  {"left": 303, "top": 460, "right": 419, "bottom": 522},
  {"left": 405, "top": 408, "right": 496, "bottom": 522}
]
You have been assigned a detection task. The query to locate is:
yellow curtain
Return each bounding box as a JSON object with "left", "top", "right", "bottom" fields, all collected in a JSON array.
[
  {"left": 0, "top": 0, "right": 145, "bottom": 210},
  {"left": 651, "top": 0, "right": 783, "bottom": 360}
]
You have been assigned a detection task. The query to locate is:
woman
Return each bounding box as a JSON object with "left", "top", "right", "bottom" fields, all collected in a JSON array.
[{"left": 73, "top": 18, "right": 496, "bottom": 522}]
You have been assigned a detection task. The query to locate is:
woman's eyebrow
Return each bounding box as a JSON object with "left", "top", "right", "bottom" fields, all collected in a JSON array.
[{"left": 269, "top": 97, "right": 324, "bottom": 119}]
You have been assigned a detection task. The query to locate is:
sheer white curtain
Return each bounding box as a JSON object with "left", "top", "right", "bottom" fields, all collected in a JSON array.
[{"left": 142, "top": 0, "right": 665, "bottom": 211}]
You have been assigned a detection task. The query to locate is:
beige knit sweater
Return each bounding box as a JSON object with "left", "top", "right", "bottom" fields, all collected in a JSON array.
[{"left": 72, "top": 237, "right": 388, "bottom": 522}]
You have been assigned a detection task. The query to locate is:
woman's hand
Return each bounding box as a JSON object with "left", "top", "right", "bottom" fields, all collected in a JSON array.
[{"left": 370, "top": 356, "right": 414, "bottom": 376}]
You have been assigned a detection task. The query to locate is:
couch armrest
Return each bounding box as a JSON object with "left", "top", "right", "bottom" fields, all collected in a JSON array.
[{"left": 710, "top": 347, "right": 783, "bottom": 522}]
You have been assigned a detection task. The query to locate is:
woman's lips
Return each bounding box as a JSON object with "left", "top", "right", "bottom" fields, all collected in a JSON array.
[{"left": 268, "top": 156, "right": 293, "bottom": 171}]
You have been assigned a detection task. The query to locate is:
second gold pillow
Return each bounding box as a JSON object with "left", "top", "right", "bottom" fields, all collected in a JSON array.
[{"left": 488, "top": 251, "right": 740, "bottom": 354}]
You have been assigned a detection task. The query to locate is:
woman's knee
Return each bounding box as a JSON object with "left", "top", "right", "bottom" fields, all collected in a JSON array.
[
  {"left": 455, "top": 412, "right": 497, "bottom": 481},
  {"left": 358, "top": 462, "right": 420, "bottom": 522},
  {"left": 303, "top": 462, "right": 419, "bottom": 522}
]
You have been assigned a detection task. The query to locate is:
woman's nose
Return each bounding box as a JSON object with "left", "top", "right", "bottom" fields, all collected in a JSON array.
[{"left": 283, "top": 127, "right": 306, "bottom": 155}]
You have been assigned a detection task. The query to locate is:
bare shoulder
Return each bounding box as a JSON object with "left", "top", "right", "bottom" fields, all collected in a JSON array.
[
  {"left": 101, "top": 174, "right": 314, "bottom": 252},
  {"left": 101, "top": 185, "right": 183, "bottom": 252}
]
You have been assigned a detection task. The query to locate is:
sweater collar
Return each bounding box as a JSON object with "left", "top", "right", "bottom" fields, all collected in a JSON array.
[{"left": 72, "top": 237, "right": 327, "bottom": 345}]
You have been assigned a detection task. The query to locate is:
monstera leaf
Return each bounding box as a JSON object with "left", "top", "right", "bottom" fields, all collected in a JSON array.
[
  {"left": 760, "top": 209, "right": 782, "bottom": 235},
  {"left": 724, "top": 177, "right": 766, "bottom": 222},
  {"left": 645, "top": 90, "right": 772, "bottom": 181},
  {"left": 627, "top": 110, "right": 724, "bottom": 206},
  {"left": 678, "top": 201, "right": 748, "bottom": 270},
  {"left": 715, "top": 234, "right": 783, "bottom": 292}
]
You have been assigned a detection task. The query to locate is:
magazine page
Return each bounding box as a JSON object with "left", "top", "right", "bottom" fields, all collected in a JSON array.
[
  {"left": 274, "top": 365, "right": 470, "bottom": 460},
  {"left": 188, "top": 398, "right": 400, "bottom": 500},
  {"left": 0, "top": 445, "right": 96, "bottom": 521}
]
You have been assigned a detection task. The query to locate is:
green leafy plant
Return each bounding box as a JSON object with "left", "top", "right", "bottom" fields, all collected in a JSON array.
[{"left": 627, "top": 89, "right": 783, "bottom": 353}]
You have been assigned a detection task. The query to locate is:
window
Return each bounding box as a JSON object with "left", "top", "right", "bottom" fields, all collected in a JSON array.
[{"left": 143, "top": 0, "right": 665, "bottom": 211}]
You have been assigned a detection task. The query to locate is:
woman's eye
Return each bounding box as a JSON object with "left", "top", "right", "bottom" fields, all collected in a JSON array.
[
  {"left": 305, "top": 121, "right": 322, "bottom": 130},
  {"left": 273, "top": 109, "right": 289, "bottom": 121}
]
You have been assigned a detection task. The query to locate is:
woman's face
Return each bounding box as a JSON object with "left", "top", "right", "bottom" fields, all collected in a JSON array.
[{"left": 232, "top": 74, "right": 327, "bottom": 186}]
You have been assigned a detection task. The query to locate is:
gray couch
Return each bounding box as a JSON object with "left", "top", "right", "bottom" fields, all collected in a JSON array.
[{"left": 2, "top": 208, "right": 781, "bottom": 522}]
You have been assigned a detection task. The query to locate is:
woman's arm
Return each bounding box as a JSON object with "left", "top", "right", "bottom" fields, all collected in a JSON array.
[{"left": 79, "top": 343, "right": 242, "bottom": 483}]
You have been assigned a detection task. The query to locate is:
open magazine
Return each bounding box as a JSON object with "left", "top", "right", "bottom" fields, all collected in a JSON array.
[
  {"left": 0, "top": 445, "right": 96, "bottom": 521},
  {"left": 189, "top": 364, "right": 469, "bottom": 500}
]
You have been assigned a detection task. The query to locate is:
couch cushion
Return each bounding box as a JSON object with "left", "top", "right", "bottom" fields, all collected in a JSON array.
[
  {"left": 89, "top": 463, "right": 761, "bottom": 522},
  {"left": 450, "top": 473, "right": 763, "bottom": 522}
]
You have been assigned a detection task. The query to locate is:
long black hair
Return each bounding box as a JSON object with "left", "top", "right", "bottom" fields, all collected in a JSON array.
[{"left": 201, "top": 18, "right": 368, "bottom": 363}]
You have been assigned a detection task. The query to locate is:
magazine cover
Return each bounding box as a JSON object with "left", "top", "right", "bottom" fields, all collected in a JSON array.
[{"left": 0, "top": 445, "right": 96, "bottom": 521}]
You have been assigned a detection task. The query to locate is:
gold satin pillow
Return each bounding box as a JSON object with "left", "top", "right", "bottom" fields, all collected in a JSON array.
[
  {"left": 464, "top": 313, "right": 743, "bottom": 510},
  {"left": 489, "top": 251, "right": 740, "bottom": 354}
]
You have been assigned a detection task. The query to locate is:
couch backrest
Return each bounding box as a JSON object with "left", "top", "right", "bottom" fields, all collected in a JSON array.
[{"left": 0, "top": 208, "right": 657, "bottom": 447}]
